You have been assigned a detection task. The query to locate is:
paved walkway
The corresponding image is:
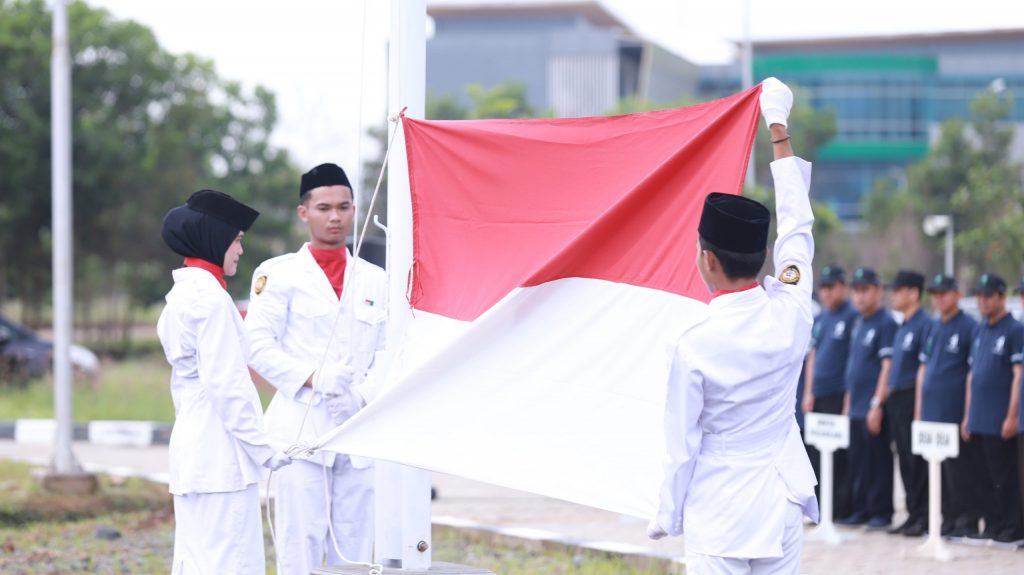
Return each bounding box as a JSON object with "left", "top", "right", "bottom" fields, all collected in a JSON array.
[{"left": 2, "top": 440, "right": 1020, "bottom": 574}]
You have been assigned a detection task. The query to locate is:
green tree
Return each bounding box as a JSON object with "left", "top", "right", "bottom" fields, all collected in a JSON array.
[
  {"left": 0, "top": 0, "right": 299, "bottom": 340},
  {"left": 862, "top": 89, "right": 1022, "bottom": 281}
]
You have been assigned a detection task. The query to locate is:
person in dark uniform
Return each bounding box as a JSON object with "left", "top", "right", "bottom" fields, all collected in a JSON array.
[
  {"left": 838, "top": 267, "right": 896, "bottom": 529},
  {"left": 963, "top": 273, "right": 1024, "bottom": 543},
  {"left": 916, "top": 273, "right": 980, "bottom": 537},
  {"left": 803, "top": 265, "right": 857, "bottom": 520},
  {"left": 883, "top": 270, "right": 931, "bottom": 536}
]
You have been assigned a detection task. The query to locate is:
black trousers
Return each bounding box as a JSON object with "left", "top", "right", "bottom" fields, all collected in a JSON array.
[
  {"left": 849, "top": 417, "right": 894, "bottom": 519},
  {"left": 969, "top": 434, "right": 1023, "bottom": 535},
  {"left": 942, "top": 437, "right": 984, "bottom": 529},
  {"left": 1018, "top": 433, "right": 1024, "bottom": 534},
  {"left": 886, "top": 388, "right": 928, "bottom": 524},
  {"left": 806, "top": 392, "right": 852, "bottom": 520}
]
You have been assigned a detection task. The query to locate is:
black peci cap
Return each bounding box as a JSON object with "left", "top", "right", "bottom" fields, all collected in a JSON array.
[
  {"left": 300, "top": 163, "right": 352, "bottom": 198},
  {"left": 886, "top": 270, "right": 925, "bottom": 291},
  {"left": 697, "top": 193, "right": 771, "bottom": 254},
  {"left": 185, "top": 189, "right": 259, "bottom": 232}
]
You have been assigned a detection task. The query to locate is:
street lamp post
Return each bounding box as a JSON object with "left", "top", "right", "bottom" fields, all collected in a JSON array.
[{"left": 922, "top": 214, "right": 954, "bottom": 276}]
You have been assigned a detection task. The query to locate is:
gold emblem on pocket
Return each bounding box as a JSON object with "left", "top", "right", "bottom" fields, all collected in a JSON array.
[
  {"left": 780, "top": 265, "right": 801, "bottom": 285},
  {"left": 254, "top": 275, "right": 267, "bottom": 295}
]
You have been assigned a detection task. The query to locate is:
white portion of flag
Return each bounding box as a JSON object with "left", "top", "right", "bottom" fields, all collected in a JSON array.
[{"left": 314, "top": 277, "right": 707, "bottom": 518}]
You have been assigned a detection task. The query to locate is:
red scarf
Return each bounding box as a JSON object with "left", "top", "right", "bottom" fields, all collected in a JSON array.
[
  {"left": 309, "top": 246, "right": 347, "bottom": 299},
  {"left": 183, "top": 257, "right": 227, "bottom": 290},
  {"left": 712, "top": 281, "right": 759, "bottom": 300}
]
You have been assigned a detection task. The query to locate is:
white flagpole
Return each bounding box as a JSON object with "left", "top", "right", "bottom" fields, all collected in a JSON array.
[{"left": 377, "top": 0, "right": 432, "bottom": 569}]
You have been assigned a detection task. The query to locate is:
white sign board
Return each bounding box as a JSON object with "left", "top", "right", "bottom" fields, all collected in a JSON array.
[
  {"left": 88, "top": 420, "right": 155, "bottom": 448},
  {"left": 912, "top": 421, "right": 959, "bottom": 460},
  {"left": 804, "top": 413, "right": 850, "bottom": 451}
]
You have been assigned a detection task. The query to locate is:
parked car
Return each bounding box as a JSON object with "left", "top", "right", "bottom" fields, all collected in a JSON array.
[{"left": 0, "top": 313, "right": 99, "bottom": 382}]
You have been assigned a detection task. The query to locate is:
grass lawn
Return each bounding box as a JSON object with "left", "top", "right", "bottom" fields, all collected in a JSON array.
[
  {"left": 0, "top": 460, "right": 666, "bottom": 574},
  {"left": 0, "top": 356, "right": 275, "bottom": 423}
]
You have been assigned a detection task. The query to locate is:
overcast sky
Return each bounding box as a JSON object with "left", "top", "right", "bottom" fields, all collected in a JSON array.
[{"left": 87, "top": 0, "right": 1024, "bottom": 181}]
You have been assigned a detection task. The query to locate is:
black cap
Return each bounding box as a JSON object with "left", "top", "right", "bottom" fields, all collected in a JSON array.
[
  {"left": 697, "top": 193, "right": 770, "bottom": 254},
  {"left": 974, "top": 272, "right": 1007, "bottom": 295},
  {"left": 185, "top": 189, "right": 259, "bottom": 232},
  {"left": 819, "top": 265, "right": 846, "bottom": 286},
  {"left": 300, "top": 163, "right": 352, "bottom": 198},
  {"left": 886, "top": 270, "right": 925, "bottom": 291},
  {"left": 926, "top": 273, "right": 958, "bottom": 293},
  {"left": 850, "top": 267, "right": 880, "bottom": 287}
]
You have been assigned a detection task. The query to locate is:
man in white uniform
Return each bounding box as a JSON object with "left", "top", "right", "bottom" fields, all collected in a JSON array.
[
  {"left": 245, "top": 164, "right": 387, "bottom": 574},
  {"left": 648, "top": 78, "right": 819, "bottom": 575}
]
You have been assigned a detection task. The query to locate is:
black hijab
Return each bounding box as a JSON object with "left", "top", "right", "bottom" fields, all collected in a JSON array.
[{"left": 161, "top": 190, "right": 259, "bottom": 267}]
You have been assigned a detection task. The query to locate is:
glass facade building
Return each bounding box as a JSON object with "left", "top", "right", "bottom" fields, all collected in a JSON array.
[{"left": 700, "top": 31, "right": 1024, "bottom": 218}]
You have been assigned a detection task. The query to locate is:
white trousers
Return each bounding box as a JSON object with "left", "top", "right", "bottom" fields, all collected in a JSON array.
[
  {"left": 274, "top": 455, "right": 374, "bottom": 575},
  {"left": 172, "top": 483, "right": 265, "bottom": 575},
  {"left": 685, "top": 501, "right": 804, "bottom": 575}
]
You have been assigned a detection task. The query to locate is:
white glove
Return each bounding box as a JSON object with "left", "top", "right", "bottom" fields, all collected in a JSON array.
[
  {"left": 759, "top": 77, "right": 793, "bottom": 129},
  {"left": 646, "top": 518, "right": 668, "bottom": 540},
  {"left": 325, "top": 387, "right": 362, "bottom": 424},
  {"left": 263, "top": 451, "right": 292, "bottom": 471},
  {"left": 313, "top": 362, "right": 356, "bottom": 396}
]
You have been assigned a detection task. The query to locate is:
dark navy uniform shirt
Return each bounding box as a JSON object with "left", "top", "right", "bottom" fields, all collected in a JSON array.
[
  {"left": 811, "top": 301, "right": 859, "bottom": 398},
  {"left": 967, "top": 313, "right": 1024, "bottom": 435},
  {"left": 845, "top": 308, "right": 897, "bottom": 419},
  {"left": 919, "top": 310, "right": 977, "bottom": 424},
  {"left": 888, "top": 308, "right": 933, "bottom": 392}
]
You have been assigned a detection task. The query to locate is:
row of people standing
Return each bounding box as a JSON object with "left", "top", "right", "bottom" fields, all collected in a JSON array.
[
  {"left": 157, "top": 163, "right": 384, "bottom": 574},
  {"left": 802, "top": 266, "right": 1024, "bottom": 544}
]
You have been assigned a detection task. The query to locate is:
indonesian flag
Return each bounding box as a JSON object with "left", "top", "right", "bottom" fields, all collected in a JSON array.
[{"left": 316, "top": 86, "right": 761, "bottom": 518}]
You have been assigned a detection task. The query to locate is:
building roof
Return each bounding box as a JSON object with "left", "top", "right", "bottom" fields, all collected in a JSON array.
[
  {"left": 743, "top": 28, "right": 1024, "bottom": 50},
  {"left": 427, "top": 0, "right": 629, "bottom": 31}
]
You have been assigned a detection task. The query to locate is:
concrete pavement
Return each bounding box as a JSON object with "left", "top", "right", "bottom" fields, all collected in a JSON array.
[{"left": 1, "top": 440, "right": 1020, "bottom": 574}]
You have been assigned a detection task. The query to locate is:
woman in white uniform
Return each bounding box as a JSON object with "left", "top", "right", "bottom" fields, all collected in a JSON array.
[{"left": 158, "top": 190, "right": 292, "bottom": 574}]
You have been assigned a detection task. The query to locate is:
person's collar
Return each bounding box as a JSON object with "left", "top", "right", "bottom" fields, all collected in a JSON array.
[
  {"left": 308, "top": 244, "right": 348, "bottom": 262},
  {"left": 183, "top": 257, "right": 226, "bottom": 290},
  {"left": 711, "top": 281, "right": 760, "bottom": 301}
]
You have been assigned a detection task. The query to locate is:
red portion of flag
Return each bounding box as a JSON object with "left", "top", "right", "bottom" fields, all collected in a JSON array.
[{"left": 405, "top": 86, "right": 762, "bottom": 321}]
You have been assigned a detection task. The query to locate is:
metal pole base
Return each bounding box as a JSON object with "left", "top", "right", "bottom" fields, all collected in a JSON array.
[
  {"left": 41, "top": 471, "right": 98, "bottom": 495},
  {"left": 913, "top": 536, "right": 955, "bottom": 562},
  {"left": 314, "top": 561, "right": 495, "bottom": 574}
]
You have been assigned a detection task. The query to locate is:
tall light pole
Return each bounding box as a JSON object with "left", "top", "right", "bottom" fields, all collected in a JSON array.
[
  {"left": 50, "top": 0, "right": 79, "bottom": 476},
  {"left": 741, "top": 0, "right": 755, "bottom": 187},
  {"left": 923, "top": 214, "right": 954, "bottom": 276}
]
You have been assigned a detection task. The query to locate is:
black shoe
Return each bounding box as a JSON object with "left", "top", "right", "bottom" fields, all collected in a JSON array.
[
  {"left": 836, "top": 512, "right": 869, "bottom": 526},
  {"left": 887, "top": 518, "right": 912, "bottom": 535},
  {"left": 902, "top": 522, "right": 927, "bottom": 537},
  {"left": 993, "top": 529, "right": 1024, "bottom": 544},
  {"left": 940, "top": 522, "right": 955, "bottom": 537},
  {"left": 950, "top": 525, "right": 979, "bottom": 538},
  {"left": 866, "top": 516, "right": 892, "bottom": 530},
  {"left": 966, "top": 529, "right": 997, "bottom": 540}
]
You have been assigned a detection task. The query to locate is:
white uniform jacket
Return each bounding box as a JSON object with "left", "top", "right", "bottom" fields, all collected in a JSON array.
[
  {"left": 245, "top": 244, "right": 387, "bottom": 468},
  {"left": 157, "top": 268, "right": 276, "bottom": 496},
  {"left": 655, "top": 156, "right": 819, "bottom": 559}
]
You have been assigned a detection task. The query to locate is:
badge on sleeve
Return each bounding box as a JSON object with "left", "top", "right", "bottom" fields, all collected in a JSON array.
[
  {"left": 254, "top": 275, "right": 268, "bottom": 295},
  {"left": 780, "top": 265, "right": 801, "bottom": 285}
]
